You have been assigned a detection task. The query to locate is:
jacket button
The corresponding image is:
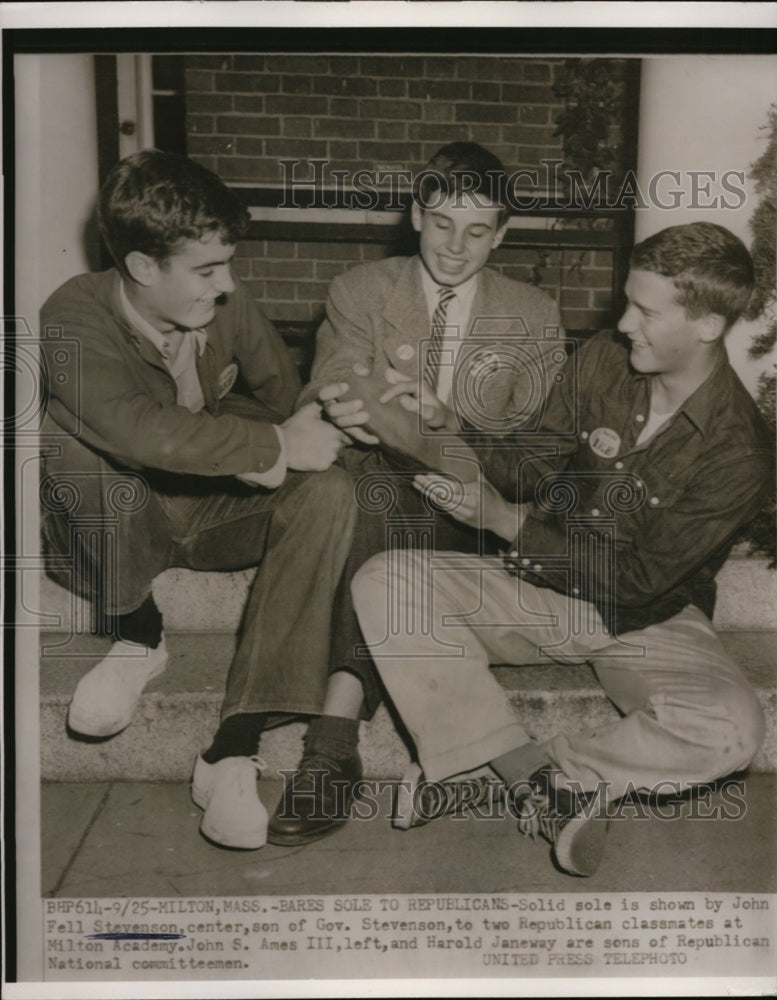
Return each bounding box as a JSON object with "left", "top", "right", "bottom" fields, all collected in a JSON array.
[
  {"left": 533, "top": 563, "right": 542, "bottom": 571},
  {"left": 636, "top": 414, "right": 645, "bottom": 423},
  {"left": 615, "top": 461, "right": 624, "bottom": 470},
  {"left": 522, "top": 558, "right": 530, "bottom": 566},
  {"left": 650, "top": 496, "right": 660, "bottom": 505},
  {"left": 591, "top": 508, "right": 600, "bottom": 517},
  {"left": 509, "top": 550, "right": 518, "bottom": 558}
]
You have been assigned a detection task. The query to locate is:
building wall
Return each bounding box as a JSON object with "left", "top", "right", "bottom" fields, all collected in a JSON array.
[
  {"left": 184, "top": 53, "right": 632, "bottom": 340},
  {"left": 16, "top": 53, "right": 101, "bottom": 326},
  {"left": 185, "top": 54, "right": 566, "bottom": 182},
  {"left": 636, "top": 56, "right": 777, "bottom": 396}
]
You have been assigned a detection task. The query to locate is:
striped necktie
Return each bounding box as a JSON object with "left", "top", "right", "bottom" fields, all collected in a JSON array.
[{"left": 424, "top": 286, "right": 456, "bottom": 389}]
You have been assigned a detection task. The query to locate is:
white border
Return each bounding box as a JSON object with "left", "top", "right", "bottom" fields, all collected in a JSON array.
[
  {"left": 4, "top": 3, "right": 777, "bottom": 999},
  {"left": 0, "top": 1, "right": 776, "bottom": 30}
]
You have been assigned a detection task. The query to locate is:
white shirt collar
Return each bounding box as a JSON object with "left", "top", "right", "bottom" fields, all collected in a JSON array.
[{"left": 419, "top": 263, "right": 478, "bottom": 320}]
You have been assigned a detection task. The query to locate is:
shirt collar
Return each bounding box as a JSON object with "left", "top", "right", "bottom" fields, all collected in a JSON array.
[
  {"left": 672, "top": 349, "right": 731, "bottom": 437},
  {"left": 419, "top": 263, "right": 478, "bottom": 318},
  {"left": 637, "top": 347, "right": 730, "bottom": 438},
  {"left": 118, "top": 280, "right": 207, "bottom": 358}
]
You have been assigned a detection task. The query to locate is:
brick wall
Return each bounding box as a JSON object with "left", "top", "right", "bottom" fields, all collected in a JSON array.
[{"left": 185, "top": 53, "right": 631, "bottom": 346}]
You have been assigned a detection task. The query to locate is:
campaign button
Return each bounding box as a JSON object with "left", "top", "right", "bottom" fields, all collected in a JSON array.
[
  {"left": 218, "top": 362, "right": 239, "bottom": 399},
  {"left": 589, "top": 426, "right": 621, "bottom": 459}
]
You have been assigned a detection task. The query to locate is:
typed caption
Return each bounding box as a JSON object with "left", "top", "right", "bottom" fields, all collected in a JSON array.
[{"left": 43, "top": 892, "right": 775, "bottom": 982}]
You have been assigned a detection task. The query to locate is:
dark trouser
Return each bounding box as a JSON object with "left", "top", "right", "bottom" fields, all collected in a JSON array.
[
  {"left": 329, "top": 446, "right": 498, "bottom": 717},
  {"left": 42, "top": 424, "right": 358, "bottom": 724}
]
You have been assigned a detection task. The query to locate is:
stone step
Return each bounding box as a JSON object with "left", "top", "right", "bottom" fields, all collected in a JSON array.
[
  {"left": 40, "top": 629, "right": 777, "bottom": 782},
  {"left": 32, "top": 552, "right": 777, "bottom": 636}
]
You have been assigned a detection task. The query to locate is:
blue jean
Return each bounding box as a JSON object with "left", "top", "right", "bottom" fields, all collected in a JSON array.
[{"left": 42, "top": 417, "right": 358, "bottom": 721}]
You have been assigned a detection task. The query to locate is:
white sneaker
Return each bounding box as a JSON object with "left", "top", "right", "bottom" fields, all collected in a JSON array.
[
  {"left": 191, "top": 754, "right": 268, "bottom": 849},
  {"left": 67, "top": 636, "right": 168, "bottom": 738}
]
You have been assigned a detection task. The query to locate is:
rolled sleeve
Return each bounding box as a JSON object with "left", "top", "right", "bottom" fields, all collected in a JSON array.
[
  {"left": 505, "top": 448, "right": 773, "bottom": 634},
  {"left": 236, "top": 424, "right": 288, "bottom": 489}
]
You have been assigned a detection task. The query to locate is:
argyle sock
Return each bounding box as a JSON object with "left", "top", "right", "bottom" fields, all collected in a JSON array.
[{"left": 202, "top": 713, "right": 266, "bottom": 763}]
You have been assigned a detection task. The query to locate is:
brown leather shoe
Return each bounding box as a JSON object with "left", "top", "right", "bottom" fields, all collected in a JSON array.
[{"left": 267, "top": 749, "right": 362, "bottom": 846}]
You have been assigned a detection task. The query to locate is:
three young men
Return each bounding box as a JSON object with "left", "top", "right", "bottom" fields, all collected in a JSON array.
[
  {"left": 351, "top": 221, "right": 773, "bottom": 876},
  {"left": 42, "top": 145, "right": 771, "bottom": 876}
]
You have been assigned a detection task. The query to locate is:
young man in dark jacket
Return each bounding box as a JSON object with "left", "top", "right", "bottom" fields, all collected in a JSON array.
[
  {"left": 352, "top": 222, "right": 773, "bottom": 877},
  {"left": 40, "top": 150, "right": 354, "bottom": 850}
]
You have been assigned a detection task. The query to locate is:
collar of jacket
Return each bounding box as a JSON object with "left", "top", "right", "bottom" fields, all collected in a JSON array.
[
  {"left": 672, "top": 347, "right": 734, "bottom": 438},
  {"left": 105, "top": 268, "right": 220, "bottom": 415},
  {"left": 381, "top": 256, "right": 427, "bottom": 342},
  {"left": 380, "top": 256, "right": 501, "bottom": 339},
  {"left": 627, "top": 345, "right": 732, "bottom": 440},
  {"left": 104, "top": 269, "right": 169, "bottom": 372}
]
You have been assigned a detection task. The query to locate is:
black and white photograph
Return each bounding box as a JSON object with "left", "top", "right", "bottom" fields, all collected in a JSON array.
[{"left": 4, "top": 2, "right": 777, "bottom": 996}]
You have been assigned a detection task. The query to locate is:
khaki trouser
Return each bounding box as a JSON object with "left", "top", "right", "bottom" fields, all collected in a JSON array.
[{"left": 352, "top": 550, "right": 764, "bottom": 796}]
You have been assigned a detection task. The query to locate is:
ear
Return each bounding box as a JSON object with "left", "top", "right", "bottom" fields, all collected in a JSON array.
[
  {"left": 698, "top": 312, "right": 727, "bottom": 344},
  {"left": 491, "top": 220, "right": 509, "bottom": 251},
  {"left": 124, "top": 251, "right": 161, "bottom": 287},
  {"left": 411, "top": 201, "right": 423, "bottom": 233}
]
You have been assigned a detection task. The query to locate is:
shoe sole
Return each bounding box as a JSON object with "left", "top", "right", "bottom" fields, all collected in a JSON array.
[
  {"left": 200, "top": 818, "right": 268, "bottom": 851},
  {"left": 266, "top": 818, "right": 347, "bottom": 847},
  {"left": 67, "top": 707, "right": 132, "bottom": 739},
  {"left": 393, "top": 763, "right": 424, "bottom": 830},
  {"left": 553, "top": 815, "right": 610, "bottom": 877},
  {"left": 67, "top": 657, "right": 168, "bottom": 738},
  {"left": 192, "top": 757, "right": 268, "bottom": 850}
]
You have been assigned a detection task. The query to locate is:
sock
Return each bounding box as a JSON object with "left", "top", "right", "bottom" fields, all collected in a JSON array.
[
  {"left": 490, "top": 741, "right": 551, "bottom": 787},
  {"left": 106, "top": 594, "right": 164, "bottom": 649},
  {"left": 202, "top": 713, "right": 266, "bottom": 763},
  {"left": 305, "top": 715, "right": 360, "bottom": 760}
]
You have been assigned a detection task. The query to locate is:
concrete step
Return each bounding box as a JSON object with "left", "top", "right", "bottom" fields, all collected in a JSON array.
[
  {"left": 30, "top": 550, "right": 777, "bottom": 636},
  {"left": 41, "top": 629, "right": 777, "bottom": 782}
]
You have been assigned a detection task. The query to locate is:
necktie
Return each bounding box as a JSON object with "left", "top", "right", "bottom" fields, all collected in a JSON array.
[{"left": 424, "top": 286, "right": 456, "bottom": 389}]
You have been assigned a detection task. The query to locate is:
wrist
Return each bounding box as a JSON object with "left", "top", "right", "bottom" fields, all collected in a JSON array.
[
  {"left": 442, "top": 410, "right": 459, "bottom": 433},
  {"left": 489, "top": 500, "right": 527, "bottom": 543}
]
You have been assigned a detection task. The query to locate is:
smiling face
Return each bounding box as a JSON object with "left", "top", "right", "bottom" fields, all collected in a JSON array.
[
  {"left": 617, "top": 268, "right": 718, "bottom": 378},
  {"left": 129, "top": 230, "right": 237, "bottom": 332},
  {"left": 412, "top": 192, "right": 507, "bottom": 287}
]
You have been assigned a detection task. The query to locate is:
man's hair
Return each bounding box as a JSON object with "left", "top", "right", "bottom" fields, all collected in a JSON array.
[
  {"left": 98, "top": 149, "right": 249, "bottom": 275},
  {"left": 630, "top": 222, "right": 754, "bottom": 330},
  {"left": 413, "top": 141, "right": 510, "bottom": 225}
]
